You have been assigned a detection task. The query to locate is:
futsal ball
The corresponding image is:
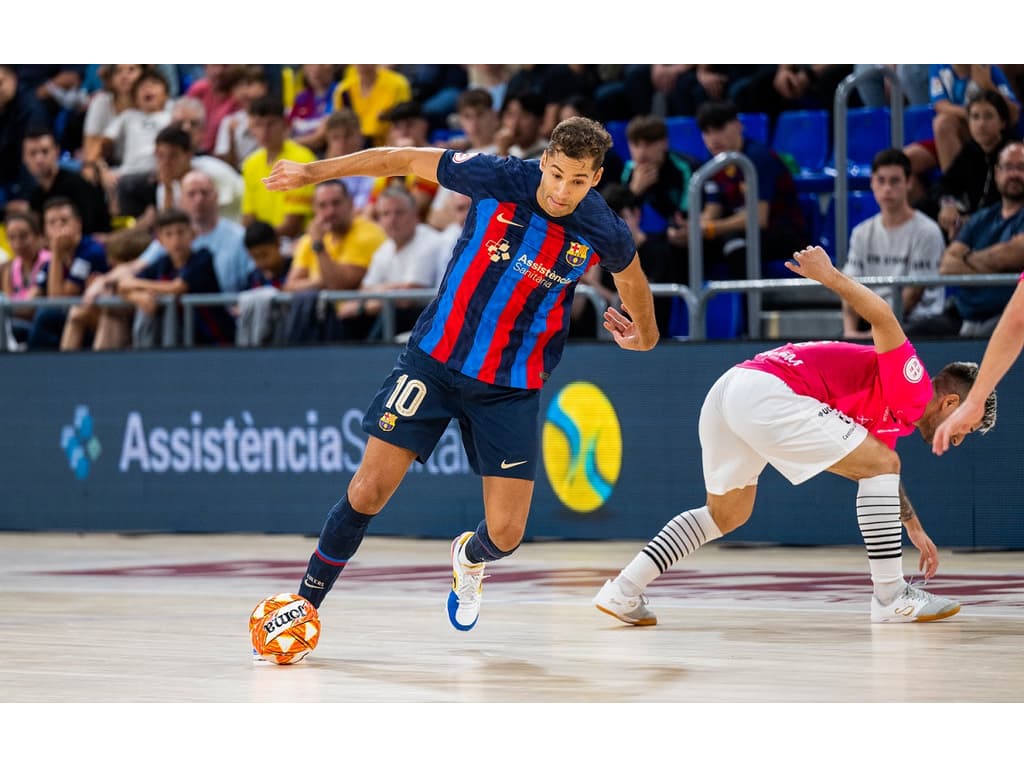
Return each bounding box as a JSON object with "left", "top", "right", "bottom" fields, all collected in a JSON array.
[{"left": 249, "top": 593, "right": 320, "bottom": 665}]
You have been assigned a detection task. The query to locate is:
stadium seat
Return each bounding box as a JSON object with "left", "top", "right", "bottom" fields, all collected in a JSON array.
[
  {"left": 772, "top": 110, "right": 832, "bottom": 194},
  {"left": 903, "top": 104, "right": 936, "bottom": 144},
  {"left": 666, "top": 116, "right": 711, "bottom": 162},
  {"left": 837, "top": 106, "right": 892, "bottom": 188},
  {"left": 605, "top": 120, "right": 629, "bottom": 161},
  {"left": 798, "top": 192, "right": 824, "bottom": 247},
  {"left": 818, "top": 190, "right": 880, "bottom": 254},
  {"left": 739, "top": 112, "right": 770, "bottom": 144}
]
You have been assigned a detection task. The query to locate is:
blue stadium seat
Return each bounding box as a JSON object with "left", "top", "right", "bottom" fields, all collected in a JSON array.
[
  {"left": 666, "top": 116, "right": 711, "bottom": 162},
  {"left": 819, "top": 191, "right": 881, "bottom": 254},
  {"left": 668, "top": 292, "right": 746, "bottom": 340},
  {"left": 840, "top": 107, "right": 892, "bottom": 187},
  {"left": 739, "top": 112, "right": 770, "bottom": 144},
  {"left": 772, "top": 110, "right": 832, "bottom": 194},
  {"left": 903, "top": 103, "right": 935, "bottom": 144},
  {"left": 799, "top": 192, "right": 824, "bottom": 247},
  {"left": 605, "top": 120, "right": 629, "bottom": 161}
]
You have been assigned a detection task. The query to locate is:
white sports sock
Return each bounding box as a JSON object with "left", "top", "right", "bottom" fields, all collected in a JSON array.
[
  {"left": 619, "top": 506, "right": 722, "bottom": 594},
  {"left": 857, "top": 473, "right": 905, "bottom": 603}
]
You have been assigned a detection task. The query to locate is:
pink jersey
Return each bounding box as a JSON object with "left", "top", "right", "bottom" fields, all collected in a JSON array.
[{"left": 736, "top": 340, "right": 933, "bottom": 448}]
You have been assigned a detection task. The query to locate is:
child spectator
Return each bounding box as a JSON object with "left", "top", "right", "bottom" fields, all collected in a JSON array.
[{"left": 116, "top": 208, "right": 234, "bottom": 347}]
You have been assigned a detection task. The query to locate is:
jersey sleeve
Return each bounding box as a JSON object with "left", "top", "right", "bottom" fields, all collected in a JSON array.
[
  {"left": 436, "top": 150, "right": 524, "bottom": 199},
  {"left": 876, "top": 340, "right": 933, "bottom": 424}
]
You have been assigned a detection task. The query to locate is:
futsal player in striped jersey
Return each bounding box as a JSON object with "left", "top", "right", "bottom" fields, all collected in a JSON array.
[
  {"left": 264, "top": 117, "right": 659, "bottom": 634},
  {"left": 595, "top": 245, "right": 997, "bottom": 626}
]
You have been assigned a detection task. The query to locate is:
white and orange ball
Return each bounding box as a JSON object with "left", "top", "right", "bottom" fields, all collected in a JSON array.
[{"left": 249, "top": 593, "right": 320, "bottom": 665}]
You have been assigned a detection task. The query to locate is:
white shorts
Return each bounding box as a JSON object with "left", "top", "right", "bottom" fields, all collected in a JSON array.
[{"left": 699, "top": 367, "right": 869, "bottom": 495}]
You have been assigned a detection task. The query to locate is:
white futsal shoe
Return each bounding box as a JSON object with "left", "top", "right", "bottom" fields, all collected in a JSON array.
[
  {"left": 870, "top": 582, "right": 961, "bottom": 623},
  {"left": 447, "top": 531, "right": 485, "bottom": 631},
  {"left": 593, "top": 577, "right": 658, "bottom": 626}
]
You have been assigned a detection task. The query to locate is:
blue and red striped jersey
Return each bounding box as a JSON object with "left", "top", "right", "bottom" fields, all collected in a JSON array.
[{"left": 408, "top": 150, "right": 636, "bottom": 389}]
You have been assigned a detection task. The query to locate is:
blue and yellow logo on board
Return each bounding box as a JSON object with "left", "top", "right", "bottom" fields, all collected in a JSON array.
[{"left": 542, "top": 382, "right": 621, "bottom": 513}]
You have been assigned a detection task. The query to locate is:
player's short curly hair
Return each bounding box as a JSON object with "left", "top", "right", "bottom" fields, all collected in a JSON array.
[
  {"left": 934, "top": 361, "right": 998, "bottom": 434},
  {"left": 548, "top": 116, "right": 612, "bottom": 171}
]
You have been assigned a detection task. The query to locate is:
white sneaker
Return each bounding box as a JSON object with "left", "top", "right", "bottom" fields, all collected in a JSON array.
[
  {"left": 593, "top": 578, "right": 657, "bottom": 626},
  {"left": 870, "top": 582, "right": 961, "bottom": 623},
  {"left": 447, "top": 531, "right": 485, "bottom": 631}
]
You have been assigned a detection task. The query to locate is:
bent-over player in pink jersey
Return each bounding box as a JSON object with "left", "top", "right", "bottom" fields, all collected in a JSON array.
[{"left": 595, "top": 245, "right": 998, "bottom": 625}]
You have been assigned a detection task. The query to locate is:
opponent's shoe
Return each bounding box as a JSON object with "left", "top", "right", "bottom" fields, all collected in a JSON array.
[
  {"left": 870, "top": 582, "right": 961, "bottom": 623},
  {"left": 593, "top": 578, "right": 658, "bottom": 626},
  {"left": 447, "top": 531, "right": 485, "bottom": 631}
]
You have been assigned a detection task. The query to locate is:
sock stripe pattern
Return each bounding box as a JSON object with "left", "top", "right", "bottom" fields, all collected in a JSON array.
[
  {"left": 643, "top": 509, "right": 710, "bottom": 574},
  {"left": 856, "top": 494, "right": 902, "bottom": 560}
]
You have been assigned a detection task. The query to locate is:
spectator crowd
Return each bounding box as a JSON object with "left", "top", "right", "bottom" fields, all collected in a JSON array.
[{"left": 3, "top": 63, "right": 1024, "bottom": 352}]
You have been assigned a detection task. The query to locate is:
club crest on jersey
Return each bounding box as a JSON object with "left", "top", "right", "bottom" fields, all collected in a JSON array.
[
  {"left": 903, "top": 356, "right": 924, "bottom": 383},
  {"left": 565, "top": 242, "right": 588, "bottom": 267},
  {"left": 378, "top": 412, "right": 398, "bottom": 432},
  {"left": 487, "top": 239, "right": 512, "bottom": 262}
]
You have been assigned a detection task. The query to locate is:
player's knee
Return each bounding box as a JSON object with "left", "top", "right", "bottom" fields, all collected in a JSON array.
[
  {"left": 345, "top": 473, "right": 391, "bottom": 515},
  {"left": 486, "top": 519, "right": 525, "bottom": 551},
  {"left": 873, "top": 449, "right": 900, "bottom": 476},
  {"left": 709, "top": 504, "right": 752, "bottom": 534}
]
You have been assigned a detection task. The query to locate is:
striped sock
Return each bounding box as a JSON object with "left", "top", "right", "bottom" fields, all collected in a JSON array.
[
  {"left": 298, "top": 495, "right": 374, "bottom": 609},
  {"left": 619, "top": 506, "right": 722, "bottom": 595},
  {"left": 856, "top": 473, "right": 905, "bottom": 603}
]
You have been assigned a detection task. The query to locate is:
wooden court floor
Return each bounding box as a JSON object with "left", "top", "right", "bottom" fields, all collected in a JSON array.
[{"left": 1, "top": 531, "right": 1022, "bottom": 704}]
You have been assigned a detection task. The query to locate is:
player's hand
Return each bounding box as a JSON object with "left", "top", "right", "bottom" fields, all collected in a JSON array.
[
  {"left": 604, "top": 303, "right": 645, "bottom": 350},
  {"left": 784, "top": 245, "right": 837, "bottom": 284},
  {"left": 263, "top": 160, "right": 312, "bottom": 191},
  {"left": 932, "top": 399, "right": 984, "bottom": 455},
  {"left": 906, "top": 524, "right": 940, "bottom": 580}
]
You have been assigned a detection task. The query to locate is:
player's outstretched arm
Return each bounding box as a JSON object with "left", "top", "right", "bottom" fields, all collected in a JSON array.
[
  {"left": 933, "top": 279, "right": 1024, "bottom": 454},
  {"left": 785, "top": 245, "right": 906, "bottom": 354},
  {"left": 263, "top": 147, "right": 445, "bottom": 191},
  {"left": 606, "top": 254, "right": 659, "bottom": 351}
]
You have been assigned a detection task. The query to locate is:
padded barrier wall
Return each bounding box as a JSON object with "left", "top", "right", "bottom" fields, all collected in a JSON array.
[{"left": 1, "top": 340, "right": 1021, "bottom": 548}]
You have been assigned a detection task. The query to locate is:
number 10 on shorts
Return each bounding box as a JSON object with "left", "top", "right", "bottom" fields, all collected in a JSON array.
[{"left": 384, "top": 374, "right": 427, "bottom": 417}]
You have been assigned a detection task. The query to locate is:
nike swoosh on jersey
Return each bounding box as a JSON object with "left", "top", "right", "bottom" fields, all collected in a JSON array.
[
  {"left": 496, "top": 212, "right": 524, "bottom": 227},
  {"left": 500, "top": 459, "right": 528, "bottom": 469}
]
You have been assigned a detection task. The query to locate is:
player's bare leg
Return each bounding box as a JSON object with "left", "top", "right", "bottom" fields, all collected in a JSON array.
[{"left": 594, "top": 486, "right": 753, "bottom": 625}]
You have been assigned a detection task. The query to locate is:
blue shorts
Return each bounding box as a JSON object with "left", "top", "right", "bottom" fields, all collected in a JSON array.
[{"left": 362, "top": 346, "right": 541, "bottom": 480}]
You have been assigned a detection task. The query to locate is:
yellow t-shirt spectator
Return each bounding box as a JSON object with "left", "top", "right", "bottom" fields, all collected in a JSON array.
[
  {"left": 242, "top": 140, "right": 317, "bottom": 228},
  {"left": 291, "top": 216, "right": 388, "bottom": 283},
  {"left": 332, "top": 66, "right": 412, "bottom": 146}
]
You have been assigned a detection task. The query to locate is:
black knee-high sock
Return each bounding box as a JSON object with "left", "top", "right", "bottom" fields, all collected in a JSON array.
[
  {"left": 298, "top": 496, "right": 373, "bottom": 608},
  {"left": 462, "top": 519, "right": 519, "bottom": 564}
]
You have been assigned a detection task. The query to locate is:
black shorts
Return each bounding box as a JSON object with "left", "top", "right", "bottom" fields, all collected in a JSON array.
[{"left": 362, "top": 346, "right": 541, "bottom": 480}]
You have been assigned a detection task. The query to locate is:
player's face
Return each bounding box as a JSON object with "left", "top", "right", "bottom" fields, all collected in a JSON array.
[
  {"left": 918, "top": 396, "right": 982, "bottom": 446},
  {"left": 536, "top": 150, "right": 602, "bottom": 217}
]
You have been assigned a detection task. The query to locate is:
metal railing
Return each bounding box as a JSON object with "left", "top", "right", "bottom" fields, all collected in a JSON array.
[
  {"left": 687, "top": 150, "right": 761, "bottom": 338},
  {"left": 695, "top": 273, "right": 1021, "bottom": 339},
  {"left": 4, "top": 273, "right": 1018, "bottom": 351},
  {"left": 833, "top": 66, "right": 905, "bottom": 268}
]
